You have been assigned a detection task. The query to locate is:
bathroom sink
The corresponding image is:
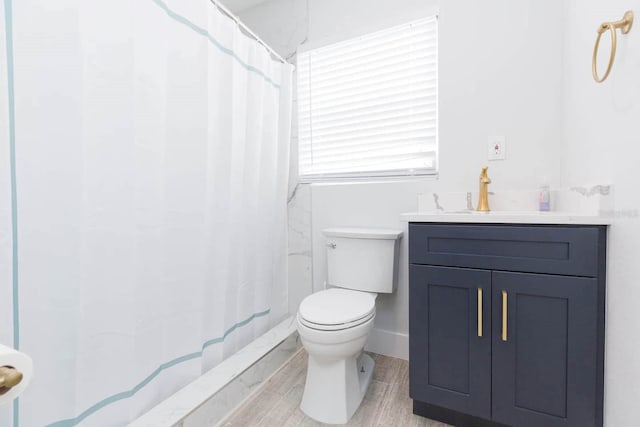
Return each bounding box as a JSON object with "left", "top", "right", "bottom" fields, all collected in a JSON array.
[{"left": 409, "top": 189, "right": 612, "bottom": 224}]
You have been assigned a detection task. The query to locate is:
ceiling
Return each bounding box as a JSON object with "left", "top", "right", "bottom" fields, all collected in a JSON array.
[{"left": 218, "top": 0, "right": 270, "bottom": 13}]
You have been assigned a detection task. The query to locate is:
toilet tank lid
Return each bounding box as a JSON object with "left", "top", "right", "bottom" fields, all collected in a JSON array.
[{"left": 323, "top": 227, "right": 403, "bottom": 240}]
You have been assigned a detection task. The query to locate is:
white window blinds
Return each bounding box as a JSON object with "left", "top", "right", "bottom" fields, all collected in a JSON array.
[{"left": 297, "top": 17, "right": 438, "bottom": 180}]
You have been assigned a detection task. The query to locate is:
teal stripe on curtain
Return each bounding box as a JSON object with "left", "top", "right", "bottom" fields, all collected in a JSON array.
[
  {"left": 46, "top": 309, "right": 270, "bottom": 427},
  {"left": 150, "top": 0, "right": 283, "bottom": 90},
  {"left": 2, "top": 0, "right": 20, "bottom": 426}
]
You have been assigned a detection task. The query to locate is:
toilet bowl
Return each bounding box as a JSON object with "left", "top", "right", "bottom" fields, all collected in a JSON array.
[
  {"left": 296, "top": 227, "right": 403, "bottom": 425},
  {"left": 297, "top": 288, "right": 376, "bottom": 424}
]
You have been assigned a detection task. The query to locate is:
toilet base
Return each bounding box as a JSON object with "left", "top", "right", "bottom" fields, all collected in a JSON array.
[{"left": 300, "top": 352, "right": 375, "bottom": 424}]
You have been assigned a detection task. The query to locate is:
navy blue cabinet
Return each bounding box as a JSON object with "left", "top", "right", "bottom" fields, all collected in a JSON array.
[
  {"left": 409, "top": 224, "right": 607, "bottom": 427},
  {"left": 409, "top": 266, "right": 491, "bottom": 419}
]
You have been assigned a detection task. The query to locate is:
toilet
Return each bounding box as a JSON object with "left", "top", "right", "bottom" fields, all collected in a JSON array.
[{"left": 296, "top": 227, "right": 403, "bottom": 424}]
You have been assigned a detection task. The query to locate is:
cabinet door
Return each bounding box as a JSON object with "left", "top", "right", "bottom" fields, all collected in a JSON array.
[
  {"left": 492, "top": 271, "right": 598, "bottom": 427},
  {"left": 409, "top": 265, "right": 491, "bottom": 419}
]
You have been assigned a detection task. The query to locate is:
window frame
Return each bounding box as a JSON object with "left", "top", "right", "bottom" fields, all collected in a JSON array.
[{"left": 295, "top": 16, "right": 439, "bottom": 183}]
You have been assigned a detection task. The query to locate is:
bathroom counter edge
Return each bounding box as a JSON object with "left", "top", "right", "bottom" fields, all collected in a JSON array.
[{"left": 401, "top": 212, "right": 612, "bottom": 225}]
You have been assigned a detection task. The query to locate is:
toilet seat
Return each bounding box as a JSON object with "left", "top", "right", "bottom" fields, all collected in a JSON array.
[{"left": 298, "top": 288, "right": 376, "bottom": 331}]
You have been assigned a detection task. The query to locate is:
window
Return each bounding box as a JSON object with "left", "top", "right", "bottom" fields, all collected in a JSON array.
[{"left": 297, "top": 17, "right": 438, "bottom": 181}]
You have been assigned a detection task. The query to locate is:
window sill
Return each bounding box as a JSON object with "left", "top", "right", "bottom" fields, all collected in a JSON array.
[{"left": 298, "top": 172, "right": 439, "bottom": 186}]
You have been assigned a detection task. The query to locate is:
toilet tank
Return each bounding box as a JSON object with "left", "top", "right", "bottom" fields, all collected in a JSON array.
[{"left": 323, "top": 227, "right": 403, "bottom": 293}]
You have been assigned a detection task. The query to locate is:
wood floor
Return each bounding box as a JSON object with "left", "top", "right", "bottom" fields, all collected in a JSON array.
[{"left": 222, "top": 349, "right": 452, "bottom": 427}]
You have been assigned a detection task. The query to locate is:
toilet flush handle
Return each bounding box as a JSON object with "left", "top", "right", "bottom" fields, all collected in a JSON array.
[{"left": 326, "top": 242, "right": 336, "bottom": 249}]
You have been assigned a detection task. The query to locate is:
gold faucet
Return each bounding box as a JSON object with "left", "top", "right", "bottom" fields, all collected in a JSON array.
[
  {"left": 0, "top": 366, "right": 23, "bottom": 392},
  {"left": 477, "top": 166, "right": 491, "bottom": 212}
]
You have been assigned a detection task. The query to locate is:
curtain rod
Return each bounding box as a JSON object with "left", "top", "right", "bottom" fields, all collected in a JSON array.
[{"left": 208, "top": 0, "right": 288, "bottom": 65}]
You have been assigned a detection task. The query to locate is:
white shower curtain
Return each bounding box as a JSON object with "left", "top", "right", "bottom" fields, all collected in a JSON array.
[{"left": 0, "top": 0, "right": 292, "bottom": 425}]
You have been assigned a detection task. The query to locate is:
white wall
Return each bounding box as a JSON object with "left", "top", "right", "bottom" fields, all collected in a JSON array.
[
  {"left": 238, "top": 0, "right": 567, "bottom": 359},
  {"left": 312, "top": 0, "right": 567, "bottom": 359},
  {"left": 438, "top": 0, "right": 566, "bottom": 193},
  {"left": 242, "top": 0, "right": 566, "bottom": 192},
  {"left": 562, "top": 2, "right": 640, "bottom": 425},
  {"left": 238, "top": 0, "right": 640, "bottom": 423}
]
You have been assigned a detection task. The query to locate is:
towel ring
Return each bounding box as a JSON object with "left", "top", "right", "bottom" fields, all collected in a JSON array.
[{"left": 592, "top": 11, "right": 634, "bottom": 83}]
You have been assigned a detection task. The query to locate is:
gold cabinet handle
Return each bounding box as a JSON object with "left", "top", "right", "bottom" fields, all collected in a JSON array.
[
  {"left": 501, "top": 290, "right": 508, "bottom": 342},
  {"left": 0, "top": 366, "right": 23, "bottom": 390},
  {"left": 477, "top": 288, "right": 483, "bottom": 337}
]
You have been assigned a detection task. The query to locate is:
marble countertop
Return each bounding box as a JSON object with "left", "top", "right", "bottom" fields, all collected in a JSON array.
[
  {"left": 408, "top": 186, "right": 614, "bottom": 225},
  {"left": 401, "top": 211, "right": 612, "bottom": 225}
]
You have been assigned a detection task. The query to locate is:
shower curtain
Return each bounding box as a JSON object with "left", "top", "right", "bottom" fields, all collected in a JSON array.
[{"left": 0, "top": 0, "right": 292, "bottom": 425}]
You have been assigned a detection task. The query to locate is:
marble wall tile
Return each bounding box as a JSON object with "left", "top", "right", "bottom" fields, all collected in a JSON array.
[
  {"left": 417, "top": 192, "right": 470, "bottom": 212},
  {"left": 288, "top": 182, "right": 313, "bottom": 315},
  {"left": 558, "top": 184, "right": 614, "bottom": 215},
  {"left": 417, "top": 186, "right": 614, "bottom": 215},
  {"left": 287, "top": 67, "right": 313, "bottom": 316}
]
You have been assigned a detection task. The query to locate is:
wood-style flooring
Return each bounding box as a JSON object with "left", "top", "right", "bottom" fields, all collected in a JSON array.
[{"left": 222, "top": 349, "right": 452, "bottom": 427}]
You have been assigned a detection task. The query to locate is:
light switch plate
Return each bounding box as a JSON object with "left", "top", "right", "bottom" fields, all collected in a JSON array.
[{"left": 488, "top": 136, "right": 506, "bottom": 160}]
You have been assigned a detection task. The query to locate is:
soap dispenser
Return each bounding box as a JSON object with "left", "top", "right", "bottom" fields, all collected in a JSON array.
[{"left": 538, "top": 182, "right": 551, "bottom": 212}]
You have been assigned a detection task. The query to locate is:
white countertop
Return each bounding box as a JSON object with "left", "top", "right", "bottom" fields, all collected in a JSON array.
[{"left": 401, "top": 211, "right": 612, "bottom": 225}]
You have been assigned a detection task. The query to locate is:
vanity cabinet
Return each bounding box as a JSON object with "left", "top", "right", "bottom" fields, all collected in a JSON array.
[{"left": 409, "top": 224, "right": 606, "bottom": 427}]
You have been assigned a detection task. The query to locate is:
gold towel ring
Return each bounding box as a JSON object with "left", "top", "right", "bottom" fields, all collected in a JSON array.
[{"left": 592, "top": 11, "right": 633, "bottom": 83}]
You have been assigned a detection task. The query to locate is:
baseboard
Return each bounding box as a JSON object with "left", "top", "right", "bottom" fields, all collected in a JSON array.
[
  {"left": 413, "top": 401, "right": 508, "bottom": 427},
  {"left": 365, "top": 328, "right": 408, "bottom": 360}
]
